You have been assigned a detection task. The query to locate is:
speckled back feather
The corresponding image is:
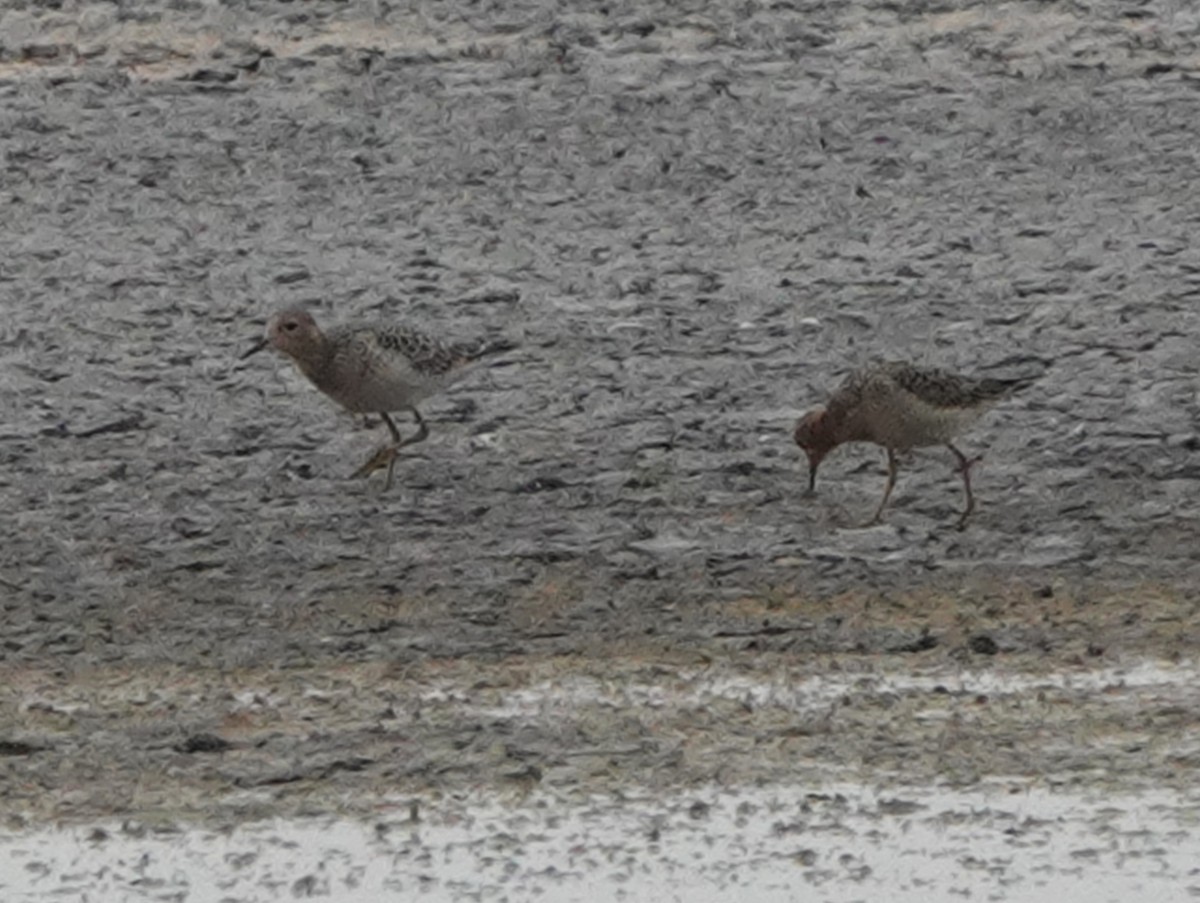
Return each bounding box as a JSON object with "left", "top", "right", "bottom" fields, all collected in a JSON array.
[
  {"left": 370, "top": 325, "right": 468, "bottom": 377},
  {"left": 830, "top": 361, "right": 1035, "bottom": 416},
  {"left": 333, "top": 324, "right": 517, "bottom": 379}
]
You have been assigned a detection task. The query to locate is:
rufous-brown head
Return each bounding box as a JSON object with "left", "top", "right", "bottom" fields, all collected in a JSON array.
[
  {"left": 793, "top": 405, "right": 835, "bottom": 492},
  {"left": 241, "top": 308, "right": 324, "bottom": 362}
]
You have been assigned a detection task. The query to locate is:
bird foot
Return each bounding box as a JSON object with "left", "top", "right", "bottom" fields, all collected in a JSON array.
[
  {"left": 856, "top": 514, "right": 886, "bottom": 529},
  {"left": 954, "top": 506, "right": 976, "bottom": 531},
  {"left": 351, "top": 444, "right": 399, "bottom": 490}
]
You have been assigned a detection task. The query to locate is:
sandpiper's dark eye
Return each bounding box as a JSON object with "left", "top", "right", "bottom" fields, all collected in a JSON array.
[{"left": 283, "top": 321, "right": 298, "bottom": 332}]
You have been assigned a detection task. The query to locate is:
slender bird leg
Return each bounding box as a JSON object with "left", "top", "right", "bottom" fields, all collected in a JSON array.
[
  {"left": 946, "top": 443, "right": 983, "bottom": 530},
  {"left": 383, "top": 409, "right": 428, "bottom": 489},
  {"left": 382, "top": 411, "right": 403, "bottom": 444},
  {"left": 864, "top": 447, "right": 899, "bottom": 527},
  {"left": 351, "top": 409, "right": 430, "bottom": 490},
  {"left": 351, "top": 412, "right": 404, "bottom": 489},
  {"left": 401, "top": 408, "right": 429, "bottom": 447}
]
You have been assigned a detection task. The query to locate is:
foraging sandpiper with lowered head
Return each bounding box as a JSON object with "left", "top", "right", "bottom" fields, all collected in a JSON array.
[
  {"left": 793, "top": 361, "right": 1040, "bottom": 529},
  {"left": 241, "top": 307, "right": 516, "bottom": 489}
]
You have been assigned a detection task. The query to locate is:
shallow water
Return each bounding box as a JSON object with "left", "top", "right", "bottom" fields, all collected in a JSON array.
[
  {"left": 5, "top": 658, "right": 1200, "bottom": 901},
  {"left": 445, "top": 658, "right": 1200, "bottom": 721},
  {"left": 5, "top": 780, "right": 1197, "bottom": 902}
]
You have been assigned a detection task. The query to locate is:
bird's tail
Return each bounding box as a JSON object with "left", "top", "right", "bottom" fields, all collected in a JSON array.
[
  {"left": 975, "top": 356, "right": 1051, "bottom": 397},
  {"left": 455, "top": 336, "right": 519, "bottom": 363}
]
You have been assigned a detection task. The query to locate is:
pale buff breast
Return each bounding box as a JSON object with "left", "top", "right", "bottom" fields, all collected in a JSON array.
[
  {"left": 853, "top": 393, "right": 991, "bottom": 450},
  {"left": 301, "top": 335, "right": 447, "bottom": 414}
]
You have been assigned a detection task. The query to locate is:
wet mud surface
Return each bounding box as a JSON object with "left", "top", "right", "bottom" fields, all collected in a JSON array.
[
  {"left": 2, "top": 0, "right": 1200, "bottom": 886},
  {"left": 7, "top": 779, "right": 1200, "bottom": 901}
]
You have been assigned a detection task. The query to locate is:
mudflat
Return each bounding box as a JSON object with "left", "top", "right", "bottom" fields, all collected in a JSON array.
[{"left": 1, "top": 1, "right": 1199, "bottom": 897}]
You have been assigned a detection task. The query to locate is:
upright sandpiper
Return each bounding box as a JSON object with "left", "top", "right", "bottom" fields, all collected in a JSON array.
[
  {"left": 793, "top": 361, "right": 1039, "bottom": 529},
  {"left": 241, "top": 307, "right": 516, "bottom": 489}
]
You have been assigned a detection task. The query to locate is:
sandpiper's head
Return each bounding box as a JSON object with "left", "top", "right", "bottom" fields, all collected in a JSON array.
[
  {"left": 241, "top": 308, "right": 323, "bottom": 361},
  {"left": 793, "top": 405, "right": 835, "bottom": 492}
]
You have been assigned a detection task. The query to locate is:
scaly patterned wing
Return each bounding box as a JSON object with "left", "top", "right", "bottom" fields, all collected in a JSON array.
[
  {"left": 883, "top": 362, "right": 1035, "bottom": 409},
  {"left": 369, "top": 325, "right": 466, "bottom": 378}
]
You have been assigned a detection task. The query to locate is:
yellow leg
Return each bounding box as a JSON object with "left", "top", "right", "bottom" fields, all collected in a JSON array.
[{"left": 351, "top": 409, "right": 429, "bottom": 490}]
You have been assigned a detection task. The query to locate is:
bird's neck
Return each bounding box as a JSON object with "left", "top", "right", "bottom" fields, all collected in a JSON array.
[
  {"left": 290, "top": 338, "right": 336, "bottom": 388},
  {"left": 826, "top": 407, "right": 871, "bottom": 447}
]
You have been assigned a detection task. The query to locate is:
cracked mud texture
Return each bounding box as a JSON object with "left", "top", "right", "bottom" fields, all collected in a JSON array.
[{"left": 1, "top": 0, "right": 1200, "bottom": 826}]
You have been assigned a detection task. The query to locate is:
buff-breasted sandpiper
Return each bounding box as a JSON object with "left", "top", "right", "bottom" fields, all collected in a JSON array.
[
  {"left": 793, "top": 361, "right": 1040, "bottom": 529},
  {"left": 242, "top": 307, "right": 516, "bottom": 489}
]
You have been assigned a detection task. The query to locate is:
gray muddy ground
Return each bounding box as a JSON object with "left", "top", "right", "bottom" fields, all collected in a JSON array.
[{"left": 2, "top": 0, "right": 1200, "bottom": 891}]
